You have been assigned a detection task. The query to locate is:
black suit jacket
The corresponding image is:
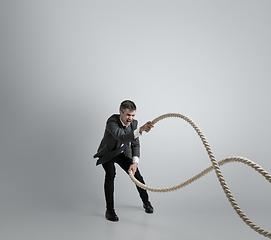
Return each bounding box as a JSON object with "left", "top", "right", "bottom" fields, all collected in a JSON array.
[{"left": 93, "top": 114, "right": 140, "bottom": 165}]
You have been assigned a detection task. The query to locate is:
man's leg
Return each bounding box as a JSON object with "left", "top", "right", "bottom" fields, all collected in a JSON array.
[
  {"left": 102, "top": 160, "right": 119, "bottom": 221},
  {"left": 115, "top": 154, "right": 153, "bottom": 213}
]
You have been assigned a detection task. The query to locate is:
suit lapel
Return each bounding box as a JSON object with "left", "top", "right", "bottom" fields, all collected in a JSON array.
[{"left": 116, "top": 120, "right": 131, "bottom": 149}]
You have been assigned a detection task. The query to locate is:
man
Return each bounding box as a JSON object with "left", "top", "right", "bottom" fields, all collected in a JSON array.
[{"left": 93, "top": 100, "right": 154, "bottom": 222}]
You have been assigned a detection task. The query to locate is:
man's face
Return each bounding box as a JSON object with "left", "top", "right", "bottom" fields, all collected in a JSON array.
[{"left": 120, "top": 109, "right": 136, "bottom": 126}]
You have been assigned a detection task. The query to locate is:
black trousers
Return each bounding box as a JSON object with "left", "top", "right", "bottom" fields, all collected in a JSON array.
[{"left": 102, "top": 153, "right": 149, "bottom": 210}]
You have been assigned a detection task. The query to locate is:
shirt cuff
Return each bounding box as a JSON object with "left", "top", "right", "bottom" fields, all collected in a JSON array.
[
  {"left": 133, "top": 156, "right": 140, "bottom": 164},
  {"left": 133, "top": 129, "right": 142, "bottom": 139}
]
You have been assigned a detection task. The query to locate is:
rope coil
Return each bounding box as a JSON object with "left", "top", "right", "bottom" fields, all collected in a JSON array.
[{"left": 128, "top": 113, "right": 271, "bottom": 238}]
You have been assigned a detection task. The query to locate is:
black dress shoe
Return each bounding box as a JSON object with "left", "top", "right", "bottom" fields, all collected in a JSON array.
[
  {"left": 105, "top": 209, "right": 119, "bottom": 222},
  {"left": 143, "top": 202, "right": 154, "bottom": 214}
]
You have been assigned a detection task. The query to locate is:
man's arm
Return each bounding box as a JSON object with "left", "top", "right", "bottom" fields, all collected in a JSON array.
[
  {"left": 139, "top": 121, "right": 154, "bottom": 134},
  {"left": 128, "top": 121, "right": 154, "bottom": 175}
]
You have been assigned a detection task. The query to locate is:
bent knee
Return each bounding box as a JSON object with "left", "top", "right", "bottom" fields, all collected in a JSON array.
[{"left": 105, "top": 171, "right": 116, "bottom": 180}]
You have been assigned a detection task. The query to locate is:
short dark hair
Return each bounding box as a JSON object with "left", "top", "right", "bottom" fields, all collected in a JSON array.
[{"left": 119, "top": 100, "right": 137, "bottom": 113}]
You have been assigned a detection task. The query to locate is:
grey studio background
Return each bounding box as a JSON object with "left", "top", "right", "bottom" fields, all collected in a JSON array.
[{"left": 1, "top": 0, "right": 271, "bottom": 240}]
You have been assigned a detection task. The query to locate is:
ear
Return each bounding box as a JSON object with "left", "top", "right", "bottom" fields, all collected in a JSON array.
[{"left": 119, "top": 110, "right": 123, "bottom": 115}]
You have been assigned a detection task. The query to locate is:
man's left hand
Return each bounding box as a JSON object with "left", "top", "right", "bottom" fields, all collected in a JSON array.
[{"left": 128, "top": 162, "right": 138, "bottom": 175}]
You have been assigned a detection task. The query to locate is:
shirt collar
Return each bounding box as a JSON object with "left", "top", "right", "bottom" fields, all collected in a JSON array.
[{"left": 120, "top": 117, "right": 127, "bottom": 128}]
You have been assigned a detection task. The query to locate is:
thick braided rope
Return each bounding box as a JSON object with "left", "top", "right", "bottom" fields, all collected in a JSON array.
[{"left": 128, "top": 113, "right": 271, "bottom": 238}]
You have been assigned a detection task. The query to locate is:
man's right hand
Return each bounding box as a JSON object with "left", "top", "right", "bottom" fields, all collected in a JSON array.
[{"left": 139, "top": 121, "right": 154, "bottom": 134}]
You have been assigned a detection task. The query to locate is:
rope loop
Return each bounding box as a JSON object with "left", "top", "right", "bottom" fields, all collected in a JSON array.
[{"left": 128, "top": 113, "right": 271, "bottom": 238}]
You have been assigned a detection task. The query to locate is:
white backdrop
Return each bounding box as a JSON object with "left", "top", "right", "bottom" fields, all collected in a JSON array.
[{"left": 1, "top": 1, "right": 271, "bottom": 240}]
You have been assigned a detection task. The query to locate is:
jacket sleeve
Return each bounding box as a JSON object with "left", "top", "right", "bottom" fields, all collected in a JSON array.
[{"left": 106, "top": 117, "right": 134, "bottom": 144}]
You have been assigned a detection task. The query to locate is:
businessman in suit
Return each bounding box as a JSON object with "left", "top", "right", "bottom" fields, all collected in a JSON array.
[{"left": 93, "top": 100, "right": 154, "bottom": 222}]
